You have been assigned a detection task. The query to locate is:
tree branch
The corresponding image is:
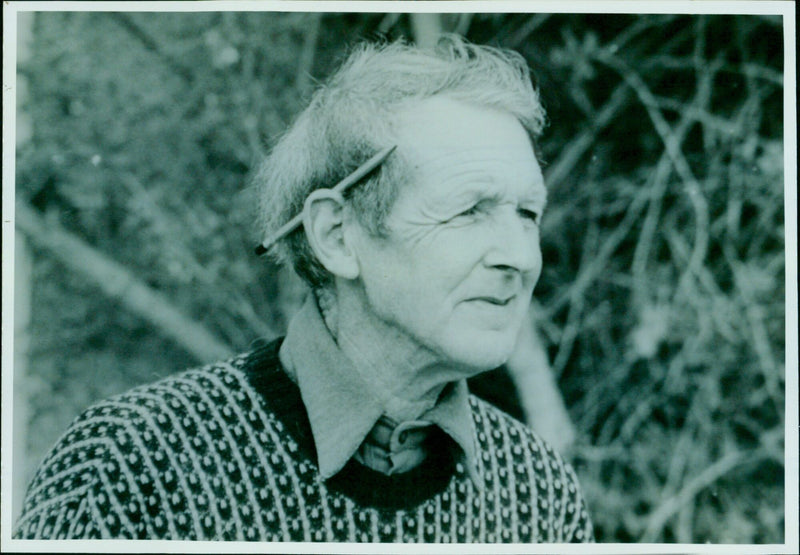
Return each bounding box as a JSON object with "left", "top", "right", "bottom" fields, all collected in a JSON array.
[
  {"left": 594, "top": 49, "right": 712, "bottom": 297},
  {"left": 641, "top": 450, "right": 761, "bottom": 541},
  {"left": 106, "top": 13, "right": 194, "bottom": 83},
  {"left": 410, "top": 13, "right": 443, "bottom": 49},
  {"left": 295, "top": 13, "right": 322, "bottom": 98},
  {"left": 15, "top": 201, "right": 233, "bottom": 363},
  {"left": 544, "top": 82, "right": 630, "bottom": 189},
  {"left": 505, "top": 14, "right": 551, "bottom": 48}
]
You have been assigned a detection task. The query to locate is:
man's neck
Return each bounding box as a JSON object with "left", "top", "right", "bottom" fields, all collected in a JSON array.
[{"left": 315, "top": 287, "right": 451, "bottom": 422}]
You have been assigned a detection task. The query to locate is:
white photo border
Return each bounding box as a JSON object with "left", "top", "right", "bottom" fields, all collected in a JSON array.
[{"left": 2, "top": 2, "right": 797, "bottom": 553}]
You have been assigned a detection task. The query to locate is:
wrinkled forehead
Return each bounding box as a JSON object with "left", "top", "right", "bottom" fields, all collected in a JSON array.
[
  {"left": 393, "top": 96, "right": 534, "bottom": 153},
  {"left": 390, "top": 96, "right": 544, "bottom": 192}
]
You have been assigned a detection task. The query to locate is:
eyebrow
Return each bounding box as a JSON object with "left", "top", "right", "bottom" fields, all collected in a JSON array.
[
  {"left": 443, "top": 180, "right": 547, "bottom": 211},
  {"left": 254, "top": 145, "right": 396, "bottom": 256}
]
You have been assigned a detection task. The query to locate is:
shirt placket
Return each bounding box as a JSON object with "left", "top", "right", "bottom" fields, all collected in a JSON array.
[{"left": 387, "top": 420, "right": 433, "bottom": 474}]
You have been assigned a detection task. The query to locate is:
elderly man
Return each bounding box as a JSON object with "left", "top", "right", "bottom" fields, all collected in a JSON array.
[{"left": 15, "top": 37, "right": 593, "bottom": 542}]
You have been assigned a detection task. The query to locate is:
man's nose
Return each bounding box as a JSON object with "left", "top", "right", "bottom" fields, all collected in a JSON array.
[{"left": 483, "top": 211, "right": 540, "bottom": 275}]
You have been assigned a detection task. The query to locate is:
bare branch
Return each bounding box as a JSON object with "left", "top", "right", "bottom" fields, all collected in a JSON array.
[
  {"left": 544, "top": 83, "right": 630, "bottom": 189},
  {"left": 544, "top": 180, "right": 652, "bottom": 319},
  {"left": 15, "top": 201, "right": 234, "bottom": 363},
  {"left": 506, "top": 311, "right": 576, "bottom": 453},
  {"left": 723, "top": 244, "right": 783, "bottom": 410},
  {"left": 594, "top": 49, "right": 714, "bottom": 297},
  {"left": 505, "top": 14, "right": 551, "bottom": 48},
  {"left": 641, "top": 450, "right": 763, "bottom": 541},
  {"left": 410, "top": 13, "right": 443, "bottom": 49},
  {"left": 295, "top": 13, "right": 322, "bottom": 98},
  {"left": 106, "top": 13, "right": 194, "bottom": 83}
]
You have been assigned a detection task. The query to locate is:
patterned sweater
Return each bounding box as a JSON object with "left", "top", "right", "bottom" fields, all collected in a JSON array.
[{"left": 15, "top": 340, "right": 593, "bottom": 542}]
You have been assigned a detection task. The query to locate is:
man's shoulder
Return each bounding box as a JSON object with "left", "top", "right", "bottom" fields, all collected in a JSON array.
[
  {"left": 30, "top": 338, "right": 287, "bottom": 482},
  {"left": 467, "top": 393, "right": 579, "bottom": 483},
  {"left": 14, "top": 349, "right": 280, "bottom": 538},
  {"left": 467, "top": 393, "right": 594, "bottom": 542},
  {"left": 26, "top": 353, "right": 255, "bottom": 471},
  {"left": 75, "top": 352, "right": 253, "bottom": 421}
]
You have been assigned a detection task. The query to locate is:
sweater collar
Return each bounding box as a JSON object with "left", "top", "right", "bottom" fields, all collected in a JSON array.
[{"left": 279, "top": 296, "right": 480, "bottom": 485}]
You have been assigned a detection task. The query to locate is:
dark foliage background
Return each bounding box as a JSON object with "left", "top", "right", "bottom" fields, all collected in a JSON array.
[{"left": 13, "top": 10, "right": 786, "bottom": 543}]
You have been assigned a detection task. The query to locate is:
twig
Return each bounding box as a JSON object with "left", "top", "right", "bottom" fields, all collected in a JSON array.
[
  {"left": 544, "top": 83, "right": 630, "bottom": 189},
  {"left": 106, "top": 13, "right": 194, "bottom": 83},
  {"left": 630, "top": 45, "right": 718, "bottom": 303},
  {"left": 676, "top": 499, "right": 695, "bottom": 543},
  {"left": 617, "top": 393, "right": 657, "bottom": 443},
  {"left": 376, "top": 13, "right": 401, "bottom": 35},
  {"left": 453, "top": 13, "right": 474, "bottom": 37},
  {"left": 239, "top": 45, "right": 268, "bottom": 160},
  {"left": 410, "top": 13, "right": 443, "bottom": 50},
  {"left": 543, "top": 179, "right": 652, "bottom": 319},
  {"left": 646, "top": 55, "right": 783, "bottom": 87},
  {"left": 741, "top": 63, "right": 783, "bottom": 86},
  {"left": 608, "top": 14, "right": 679, "bottom": 52},
  {"left": 295, "top": 13, "right": 322, "bottom": 98},
  {"left": 663, "top": 229, "right": 738, "bottom": 343},
  {"left": 723, "top": 244, "right": 783, "bottom": 410},
  {"left": 551, "top": 289, "right": 584, "bottom": 378},
  {"left": 594, "top": 49, "right": 713, "bottom": 299},
  {"left": 629, "top": 152, "right": 676, "bottom": 305},
  {"left": 505, "top": 14, "right": 551, "bottom": 49},
  {"left": 16, "top": 201, "right": 233, "bottom": 363},
  {"left": 641, "top": 450, "right": 759, "bottom": 541},
  {"left": 659, "top": 380, "right": 721, "bottom": 514},
  {"left": 543, "top": 16, "right": 693, "bottom": 194},
  {"left": 118, "top": 172, "right": 277, "bottom": 341},
  {"left": 505, "top": 312, "right": 576, "bottom": 452},
  {"left": 550, "top": 218, "right": 595, "bottom": 376},
  {"left": 653, "top": 96, "right": 744, "bottom": 137}
]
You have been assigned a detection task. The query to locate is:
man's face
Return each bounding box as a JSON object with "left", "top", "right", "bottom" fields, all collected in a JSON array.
[{"left": 349, "top": 96, "right": 546, "bottom": 373}]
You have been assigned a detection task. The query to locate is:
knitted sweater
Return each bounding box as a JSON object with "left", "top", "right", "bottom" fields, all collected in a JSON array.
[{"left": 15, "top": 340, "right": 593, "bottom": 542}]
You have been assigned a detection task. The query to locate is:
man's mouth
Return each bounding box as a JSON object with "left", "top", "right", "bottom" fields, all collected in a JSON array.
[{"left": 469, "top": 295, "right": 515, "bottom": 306}]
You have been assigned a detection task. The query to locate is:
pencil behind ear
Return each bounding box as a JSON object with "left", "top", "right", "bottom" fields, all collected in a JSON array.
[{"left": 302, "top": 189, "right": 360, "bottom": 280}]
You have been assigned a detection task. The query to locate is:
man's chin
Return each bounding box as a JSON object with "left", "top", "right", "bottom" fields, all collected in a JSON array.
[{"left": 442, "top": 335, "right": 517, "bottom": 373}]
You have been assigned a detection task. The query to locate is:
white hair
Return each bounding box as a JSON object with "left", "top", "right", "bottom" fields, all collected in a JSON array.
[{"left": 254, "top": 34, "right": 546, "bottom": 289}]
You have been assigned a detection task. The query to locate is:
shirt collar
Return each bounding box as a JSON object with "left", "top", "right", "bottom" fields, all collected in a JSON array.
[{"left": 279, "top": 295, "right": 480, "bottom": 484}]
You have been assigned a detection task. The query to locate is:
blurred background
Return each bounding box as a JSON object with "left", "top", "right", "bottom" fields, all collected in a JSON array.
[{"left": 12, "top": 10, "right": 786, "bottom": 543}]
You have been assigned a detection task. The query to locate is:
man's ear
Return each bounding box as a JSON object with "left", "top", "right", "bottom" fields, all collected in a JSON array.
[{"left": 302, "top": 189, "right": 360, "bottom": 280}]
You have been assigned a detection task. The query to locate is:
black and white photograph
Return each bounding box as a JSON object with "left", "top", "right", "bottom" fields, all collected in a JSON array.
[{"left": 2, "top": 1, "right": 797, "bottom": 552}]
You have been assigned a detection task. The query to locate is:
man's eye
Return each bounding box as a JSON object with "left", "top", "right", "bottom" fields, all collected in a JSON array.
[
  {"left": 444, "top": 204, "right": 483, "bottom": 225},
  {"left": 460, "top": 205, "right": 481, "bottom": 217},
  {"left": 519, "top": 208, "right": 540, "bottom": 224}
]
